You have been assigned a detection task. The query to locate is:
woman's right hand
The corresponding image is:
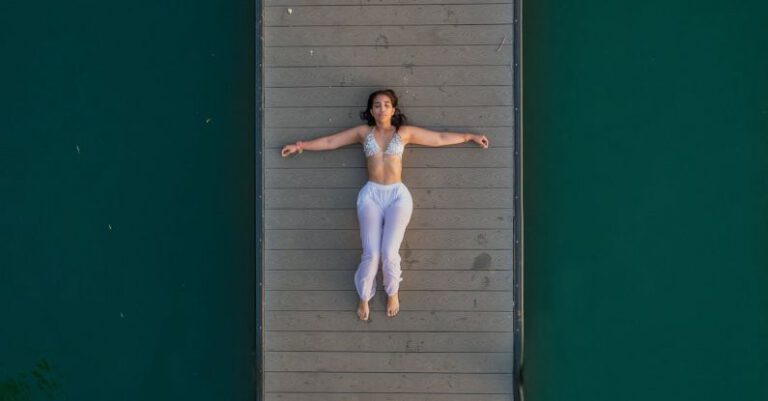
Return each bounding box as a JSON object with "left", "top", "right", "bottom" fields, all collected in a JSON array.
[{"left": 281, "top": 144, "right": 299, "bottom": 157}]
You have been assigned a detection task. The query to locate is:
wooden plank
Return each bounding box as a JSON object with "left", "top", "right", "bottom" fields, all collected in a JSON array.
[
  {"left": 266, "top": 352, "right": 513, "bottom": 373},
  {"left": 265, "top": 106, "right": 513, "bottom": 128},
  {"left": 265, "top": 5, "right": 513, "bottom": 26},
  {"left": 266, "top": 209, "right": 513, "bottom": 229},
  {"left": 266, "top": 66, "right": 513, "bottom": 87},
  {"left": 266, "top": 86, "right": 513, "bottom": 107},
  {"left": 265, "top": 372, "right": 513, "bottom": 393},
  {"left": 266, "top": 229, "right": 514, "bottom": 250},
  {"left": 266, "top": 127, "right": 514, "bottom": 147},
  {"left": 266, "top": 394, "right": 512, "bottom": 401},
  {"left": 266, "top": 250, "right": 514, "bottom": 271},
  {"left": 267, "top": 270, "right": 513, "bottom": 291},
  {"left": 266, "top": 188, "right": 514, "bottom": 209},
  {"left": 266, "top": 331, "right": 514, "bottom": 352},
  {"left": 267, "top": 0, "right": 513, "bottom": 5},
  {"left": 266, "top": 311, "right": 514, "bottom": 331},
  {"left": 266, "top": 290, "right": 514, "bottom": 311},
  {"left": 266, "top": 45, "right": 512, "bottom": 67},
  {"left": 265, "top": 25, "right": 514, "bottom": 47},
  {"left": 265, "top": 168, "right": 513, "bottom": 188},
  {"left": 268, "top": 148, "right": 511, "bottom": 169}
]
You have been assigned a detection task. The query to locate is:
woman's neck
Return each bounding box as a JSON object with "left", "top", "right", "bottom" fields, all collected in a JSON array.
[{"left": 376, "top": 122, "right": 394, "bottom": 132}]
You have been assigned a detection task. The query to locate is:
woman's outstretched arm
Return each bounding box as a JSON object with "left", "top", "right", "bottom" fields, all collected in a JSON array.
[
  {"left": 281, "top": 125, "right": 367, "bottom": 157},
  {"left": 401, "top": 126, "right": 489, "bottom": 149}
]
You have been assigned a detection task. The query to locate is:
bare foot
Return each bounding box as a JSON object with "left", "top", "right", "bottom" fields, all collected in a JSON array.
[
  {"left": 357, "top": 300, "right": 370, "bottom": 321},
  {"left": 387, "top": 294, "right": 400, "bottom": 317}
]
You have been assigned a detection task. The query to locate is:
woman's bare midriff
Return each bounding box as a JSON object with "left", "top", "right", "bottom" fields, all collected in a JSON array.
[{"left": 366, "top": 155, "right": 403, "bottom": 184}]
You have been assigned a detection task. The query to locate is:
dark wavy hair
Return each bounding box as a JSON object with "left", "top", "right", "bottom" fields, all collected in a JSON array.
[{"left": 359, "top": 89, "right": 408, "bottom": 129}]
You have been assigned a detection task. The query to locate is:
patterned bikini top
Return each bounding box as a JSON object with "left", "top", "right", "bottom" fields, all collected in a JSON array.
[{"left": 363, "top": 127, "right": 404, "bottom": 157}]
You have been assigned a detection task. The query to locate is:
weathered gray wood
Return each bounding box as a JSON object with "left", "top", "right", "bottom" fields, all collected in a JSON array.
[
  {"left": 267, "top": 148, "right": 512, "bottom": 169},
  {"left": 265, "top": 372, "right": 513, "bottom": 393},
  {"left": 266, "top": 66, "right": 513, "bottom": 87},
  {"left": 263, "top": 1, "right": 516, "bottom": 395},
  {"left": 266, "top": 86, "right": 513, "bottom": 107},
  {"left": 266, "top": 45, "right": 512, "bottom": 67},
  {"left": 266, "top": 25, "right": 513, "bottom": 47},
  {"left": 267, "top": 311, "right": 513, "bottom": 331},
  {"left": 266, "top": 127, "right": 515, "bottom": 147},
  {"left": 268, "top": 269, "right": 514, "bottom": 291},
  {"left": 267, "top": 188, "right": 514, "bottom": 209},
  {"left": 266, "top": 250, "right": 514, "bottom": 271},
  {"left": 266, "top": 352, "right": 513, "bottom": 373},
  {"left": 267, "top": 0, "right": 513, "bottom": 5},
  {"left": 266, "top": 331, "right": 515, "bottom": 352},
  {"left": 266, "top": 209, "right": 513, "bottom": 229},
  {"left": 265, "top": 168, "right": 513, "bottom": 188},
  {"left": 265, "top": 5, "right": 513, "bottom": 26},
  {"left": 266, "top": 106, "right": 512, "bottom": 128},
  {"left": 266, "top": 290, "right": 514, "bottom": 311},
  {"left": 267, "top": 270, "right": 513, "bottom": 291},
  {"left": 266, "top": 229, "right": 514, "bottom": 250},
  {"left": 266, "top": 394, "right": 513, "bottom": 401},
  {"left": 266, "top": 188, "right": 514, "bottom": 209}
]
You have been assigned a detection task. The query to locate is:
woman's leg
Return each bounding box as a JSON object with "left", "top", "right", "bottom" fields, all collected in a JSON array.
[
  {"left": 381, "top": 186, "right": 414, "bottom": 317},
  {"left": 354, "top": 192, "right": 383, "bottom": 320}
]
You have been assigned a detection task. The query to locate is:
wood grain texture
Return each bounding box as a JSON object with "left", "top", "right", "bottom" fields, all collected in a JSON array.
[
  {"left": 266, "top": 394, "right": 513, "bottom": 401},
  {"left": 265, "top": 106, "right": 513, "bottom": 128},
  {"left": 266, "top": 66, "right": 513, "bottom": 87},
  {"left": 265, "top": 372, "right": 513, "bottom": 393},
  {"left": 266, "top": 25, "right": 513, "bottom": 47},
  {"left": 266, "top": 188, "right": 513, "bottom": 209},
  {"left": 266, "top": 209, "right": 513, "bottom": 229},
  {"left": 266, "top": 0, "right": 513, "bottom": 6},
  {"left": 266, "top": 290, "right": 514, "bottom": 311},
  {"left": 263, "top": 1, "right": 516, "bottom": 396},
  {"left": 265, "top": 168, "right": 513, "bottom": 188},
  {"left": 266, "top": 352, "right": 513, "bottom": 373},
  {"left": 266, "top": 249, "right": 514, "bottom": 271},
  {"left": 266, "top": 331, "right": 515, "bottom": 352},
  {"left": 265, "top": 5, "right": 513, "bottom": 26},
  {"left": 266, "top": 86, "right": 513, "bottom": 107},
  {"left": 267, "top": 270, "right": 513, "bottom": 291},
  {"left": 267, "top": 311, "right": 513, "bottom": 331},
  {"left": 266, "top": 229, "right": 514, "bottom": 250},
  {"left": 267, "top": 148, "right": 512, "bottom": 169},
  {"left": 265, "top": 127, "right": 515, "bottom": 147},
  {"left": 266, "top": 45, "right": 512, "bottom": 67}
]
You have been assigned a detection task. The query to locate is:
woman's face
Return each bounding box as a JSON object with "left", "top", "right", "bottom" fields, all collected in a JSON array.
[{"left": 370, "top": 94, "right": 395, "bottom": 124}]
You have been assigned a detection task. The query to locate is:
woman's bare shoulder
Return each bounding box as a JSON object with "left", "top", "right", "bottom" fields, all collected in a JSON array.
[
  {"left": 397, "top": 125, "right": 422, "bottom": 141},
  {"left": 354, "top": 124, "right": 372, "bottom": 139}
]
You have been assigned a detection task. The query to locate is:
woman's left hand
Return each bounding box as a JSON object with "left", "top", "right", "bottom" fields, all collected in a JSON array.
[{"left": 471, "top": 134, "right": 489, "bottom": 149}]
